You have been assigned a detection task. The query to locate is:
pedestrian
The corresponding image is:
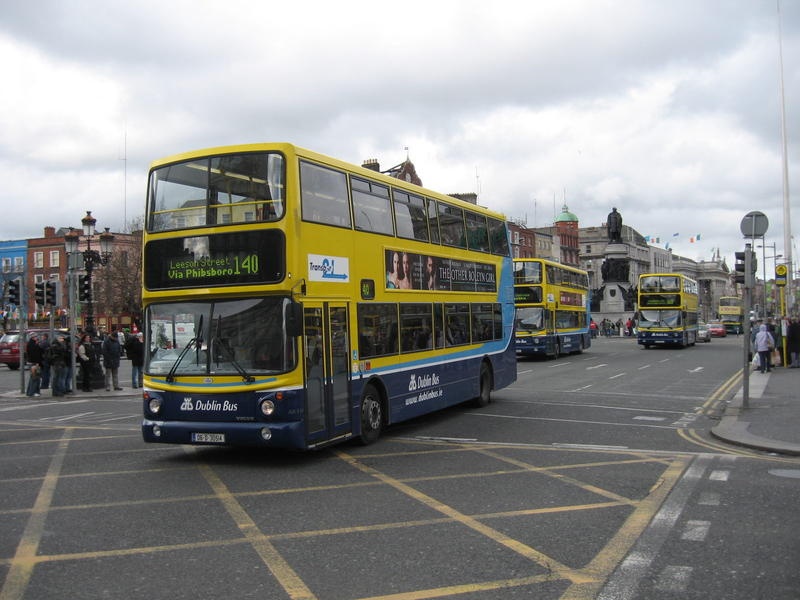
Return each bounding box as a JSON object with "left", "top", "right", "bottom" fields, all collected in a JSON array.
[
  {"left": 102, "top": 326, "right": 123, "bottom": 391},
  {"left": 753, "top": 324, "right": 774, "bottom": 374},
  {"left": 47, "top": 335, "right": 70, "bottom": 396},
  {"left": 76, "top": 332, "right": 96, "bottom": 392},
  {"left": 767, "top": 318, "right": 783, "bottom": 366},
  {"left": 25, "top": 333, "right": 44, "bottom": 397},
  {"left": 126, "top": 332, "right": 144, "bottom": 388},
  {"left": 786, "top": 316, "right": 800, "bottom": 368}
]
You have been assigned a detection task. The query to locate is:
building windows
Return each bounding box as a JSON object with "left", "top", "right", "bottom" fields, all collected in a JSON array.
[
  {"left": 49, "top": 250, "right": 60, "bottom": 268},
  {"left": 34, "top": 252, "right": 44, "bottom": 269}
]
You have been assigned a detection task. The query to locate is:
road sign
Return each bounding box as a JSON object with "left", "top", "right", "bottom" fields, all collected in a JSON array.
[{"left": 740, "top": 211, "right": 769, "bottom": 238}]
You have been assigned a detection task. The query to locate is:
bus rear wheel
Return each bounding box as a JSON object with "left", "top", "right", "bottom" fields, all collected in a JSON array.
[
  {"left": 358, "top": 384, "right": 383, "bottom": 445},
  {"left": 471, "top": 363, "right": 492, "bottom": 408}
]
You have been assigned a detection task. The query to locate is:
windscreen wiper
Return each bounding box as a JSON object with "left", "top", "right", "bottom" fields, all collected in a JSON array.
[
  {"left": 213, "top": 315, "right": 255, "bottom": 383},
  {"left": 165, "top": 315, "right": 204, "bottom": 383}
]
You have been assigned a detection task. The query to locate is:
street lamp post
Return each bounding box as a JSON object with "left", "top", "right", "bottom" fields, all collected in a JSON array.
[
  {"left": 64, "top": 212, "right": 114, "bottom": 390},
  {"left": 64, "top": 211, "right": 115, "bottom": 337}
]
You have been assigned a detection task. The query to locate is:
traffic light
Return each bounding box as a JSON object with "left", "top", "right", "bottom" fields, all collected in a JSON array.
[
  {"left": 734, "top": 251, "right": 746, "bottom": 285},
  {"left": 746, "top": 249, "right": 757, "bottom": 288},
  {"left": 7, "top": 279, "right": 20, "bottom": 305},
  {"left": 45, "top": 281, "right": 58, "bottom": 306},
  {"left": 78, "top": 275, "right": 91, "bottom": 302},
  {"left": 735, "top": 247, "right": 757, "bottom": 289},
  {"left": 34, "top": 281, "right": 46, "bottom": 306}
]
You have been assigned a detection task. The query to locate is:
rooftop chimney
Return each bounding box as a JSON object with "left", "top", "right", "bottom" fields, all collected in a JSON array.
[{"left": 362, "top": 158, "right": 380, "bottom": 172}]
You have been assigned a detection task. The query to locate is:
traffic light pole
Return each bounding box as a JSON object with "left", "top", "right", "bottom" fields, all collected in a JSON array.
[
  {"left": 741, "top": 257, "right": 751, "bottom": 410},
  {"left": 18, "top": 279, "right": 27, "bottom": 395}
]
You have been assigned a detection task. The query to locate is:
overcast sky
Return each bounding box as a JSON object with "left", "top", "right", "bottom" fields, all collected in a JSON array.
[{"left": 1, "top": 0, "right": 797, "bottom": 271}]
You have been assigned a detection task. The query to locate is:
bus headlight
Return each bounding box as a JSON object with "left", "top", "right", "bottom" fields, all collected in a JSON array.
[
  {"left": 260, "top": 399, "right": 276, "bottom": 416},
  {"left": 148, "top": 397, "right": 163, "bottom": 414},
  {"left": 260, "top": 427, "right": 272, "bottom": 441}
]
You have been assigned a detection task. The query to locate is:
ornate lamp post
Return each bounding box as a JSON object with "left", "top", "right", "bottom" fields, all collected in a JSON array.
[{"left": 64, "top": 211, "right": 114, "bottom": 337}]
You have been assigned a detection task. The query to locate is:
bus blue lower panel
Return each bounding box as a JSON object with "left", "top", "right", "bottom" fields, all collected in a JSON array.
[
  {"left": 515, "top": 333, "right": 589, "bottom": 357},
  {"left": 351, "top": 349, "right": 517, "bottom": 426},
  {"left": 142, "top": 346, "right": 517, "bottom": 449},
  {"left": 638, "top": 331, "right": 687, "bottom": 346},
  {"left": 141, "top": 388, "right": 310, "bottom": 449},
  {"left": 142, "top": 418, "right": 306, "bottom": 448}
]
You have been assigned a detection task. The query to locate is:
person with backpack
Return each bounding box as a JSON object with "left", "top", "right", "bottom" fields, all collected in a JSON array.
[{"left": 76, "top": 332, "right": 95, "bottom": 392}]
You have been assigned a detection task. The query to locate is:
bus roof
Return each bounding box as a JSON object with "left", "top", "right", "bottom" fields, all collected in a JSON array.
[{"left": 148, "top": 142, "right": 508, "bottom": 220}]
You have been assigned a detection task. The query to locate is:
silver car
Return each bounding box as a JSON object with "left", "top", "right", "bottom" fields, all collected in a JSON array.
[{"left": 697, "top": 322, "right": 711, "bottom": 343}]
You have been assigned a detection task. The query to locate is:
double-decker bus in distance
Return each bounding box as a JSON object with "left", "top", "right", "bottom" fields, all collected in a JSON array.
[
  {"left": 637, "top": 273, "right": 699, "bottom": 348},
  {"left": 718, "top": 296, "right": 743, "bottom": 334},
  {"left": 513, "top": 258, "right": 591, "bottom": 358},
  {"left": 141, "top": 143, "right": 517, "bottom": 449}
]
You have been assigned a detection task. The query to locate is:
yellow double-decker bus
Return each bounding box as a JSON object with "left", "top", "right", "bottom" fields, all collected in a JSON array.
[
  {"left": 637, "top": 273, "right": 699, "bottom": 348},
  {"left": 513, "top": 258, "right": 591, "bottom": 358},
  {"left": 718, "top": 296, "right": 743, "bottom": 334},
  {"left": 141, "top": 143, "right": 516, "bottom": 449}
]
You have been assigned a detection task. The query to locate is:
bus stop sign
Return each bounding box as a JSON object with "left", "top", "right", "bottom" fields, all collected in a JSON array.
[{"left": 775, "top": 263, "right": 787, "bottom": 286}]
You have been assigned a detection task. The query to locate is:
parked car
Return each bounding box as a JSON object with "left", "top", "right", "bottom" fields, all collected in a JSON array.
[
  {"left": 697, "top": 322, "right": 711, "bottom": 343},
  {"left": 707, "top": 322, "right": 727, "bottom": 337},
  {"left": 0, "top": 331, "right": 21, "bottom": 369},
  {"left": 0, "top": 329, "right": 66, "bottom": 370}
]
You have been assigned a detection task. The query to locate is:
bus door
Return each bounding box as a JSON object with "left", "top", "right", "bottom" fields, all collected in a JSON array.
[{"left": 303, "top": 303, "right": 351, "bottom": 445}]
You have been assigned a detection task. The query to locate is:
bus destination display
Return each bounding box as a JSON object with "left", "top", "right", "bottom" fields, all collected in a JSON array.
[{"left": 145, "top": 231, "right": 285, "bottom": 289}]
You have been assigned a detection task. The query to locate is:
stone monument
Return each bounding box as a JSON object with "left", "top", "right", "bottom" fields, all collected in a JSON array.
[{"left": 598, "top": 207, "right": 634, "bottom": 317}]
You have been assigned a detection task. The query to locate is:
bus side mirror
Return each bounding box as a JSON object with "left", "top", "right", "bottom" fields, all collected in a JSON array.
[{"left": 286, "top": 301, "right": 303, "bottom": 337}]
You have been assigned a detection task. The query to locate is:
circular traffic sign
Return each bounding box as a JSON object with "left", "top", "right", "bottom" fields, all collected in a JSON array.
[
  {"left": 740, "top": 211, "right": 769, "bottom": 238},
  {"left": 776, "top": 264, "right": 787, "bottom": 276}
]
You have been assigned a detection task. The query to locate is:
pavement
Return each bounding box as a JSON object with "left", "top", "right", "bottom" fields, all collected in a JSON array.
[{"left": 711, "top": 365, "right": 800, "bottom": 456}]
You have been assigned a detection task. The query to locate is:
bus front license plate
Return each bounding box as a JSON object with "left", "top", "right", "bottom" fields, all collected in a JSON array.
[{"left": 192, "top": 433, "right": 225, "bottom": 443}]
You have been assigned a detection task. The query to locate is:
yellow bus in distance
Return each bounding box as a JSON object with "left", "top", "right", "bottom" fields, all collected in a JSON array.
[
  {"left": 637, "top": 273, "right": 699, "bottom": 348},
  {"left": 718, "top": 296, "right": 743, "bottom": 334},
  {"left": 513, "top": 258, "right": 591, "bottom": 358}
]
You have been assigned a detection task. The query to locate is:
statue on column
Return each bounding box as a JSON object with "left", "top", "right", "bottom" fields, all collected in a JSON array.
[{"left": 607, "top": 207, "right": 623, "bottom": 244}]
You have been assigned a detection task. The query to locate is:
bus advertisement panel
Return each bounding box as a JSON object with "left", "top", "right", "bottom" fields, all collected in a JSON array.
[
  {"left": 513, "top": 258, "right": 591, "bottom": 358},
  {"left": 637, "top": 273, "right": 699, "bottom": 348},
  {"left": 141, "top": 143, "right": 517, "bottom": 450}
]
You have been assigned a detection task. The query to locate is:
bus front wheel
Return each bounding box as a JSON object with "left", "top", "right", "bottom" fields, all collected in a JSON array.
[{"left": 358, "top": 384, "right": 383, "bottom": 445}]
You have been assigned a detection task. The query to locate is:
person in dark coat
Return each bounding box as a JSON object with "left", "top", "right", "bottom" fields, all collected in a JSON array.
[
  {"left": 47, "top": 335, "right": 70, "bottom": 396},
  {"left": 787, "top": 316, "right": 800, "bottom": 368},
  {"left": 102, "top": 326, "right": 123, "bottom": 391},
  {"left": 126, "top": 332, "right": 144, "bottom": 388},
  {"left": 76, "top": 332, "right": 95, "bottom": 392},
  {"left": 25, "top": 333, "right": 44, "bottom": 397}
]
